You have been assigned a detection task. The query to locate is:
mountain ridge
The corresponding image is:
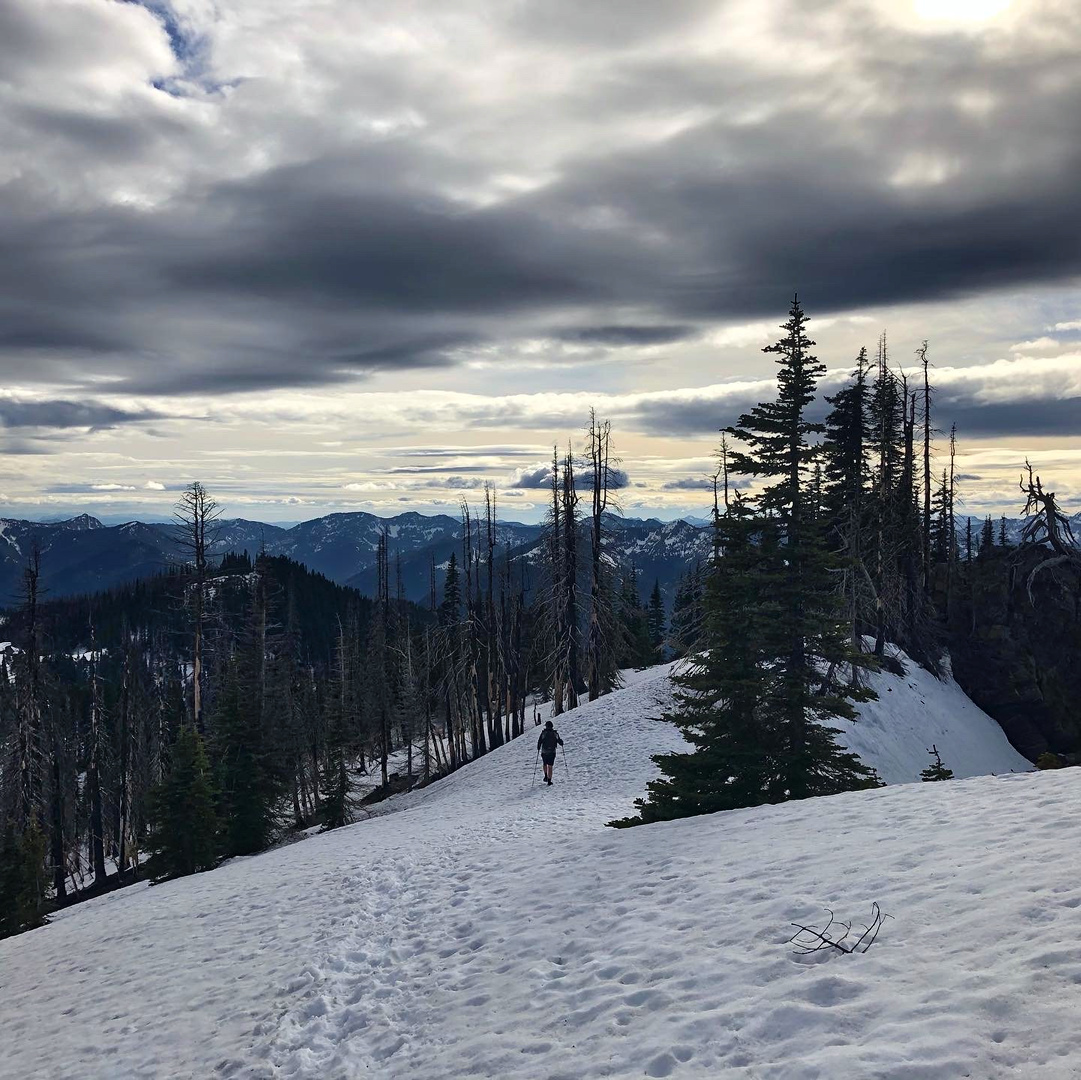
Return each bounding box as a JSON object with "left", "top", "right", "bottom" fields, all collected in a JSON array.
[{"left": 0, "top": 507, "right": 1072, "bottom": 607}]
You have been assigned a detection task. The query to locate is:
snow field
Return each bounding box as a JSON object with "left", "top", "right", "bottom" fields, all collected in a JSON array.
[
  {"left": 832, "top": 647, "right": 1031, "bottom": 784},
  {"left": 0, "top": 656, "right": 1053, "bottom": 1080}
]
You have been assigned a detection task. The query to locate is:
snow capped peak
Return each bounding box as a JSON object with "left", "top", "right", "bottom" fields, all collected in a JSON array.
[{"left": 53, "top": 514, "right": 105, "bottom": 531}]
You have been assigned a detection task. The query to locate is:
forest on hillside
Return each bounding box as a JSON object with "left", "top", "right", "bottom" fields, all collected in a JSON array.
[{"left": 2, "top": 299, "right": 1079, "bottom": 938}]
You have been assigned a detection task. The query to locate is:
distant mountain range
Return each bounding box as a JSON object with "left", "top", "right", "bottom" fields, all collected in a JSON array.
[
  {"left": 0, "top": 510, "right": 715, "bottom": 607},
  {"left": 1, "top": 508, "right": 1074, "bottom": 609}
]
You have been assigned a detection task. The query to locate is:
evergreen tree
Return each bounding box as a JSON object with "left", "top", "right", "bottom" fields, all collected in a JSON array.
[
  {"left": 212, "top": 576, "right": 287, "bottom": 856},
  {"left": 727, "top": 296, "right": 878, "bottom": 800},
  {"left": 821, "top": 351, "right": 875, "bottom": 668},
  {"left": 668, "top": 565, "right": 704, "bottom": 658},
  {"left": 585, "top": 410, "right": 620, "bottom": 700},
  {"left": 614, "top": 568, "right": 653, "bottom": 669},
  {"left": 821, "top": 348, "right": 870, "bottom": 539},
  {"left": 611, "top": 494, "right": 776, "bottom": 825},
  {"left": 0, "top": 821, "right": 46, "bottom": 939},
  {"left": 646, "top": 579, "right": 667, "bottom": 662},
  {"left": 998, "top": 514, "right": 1010, "bottom": 548},
  {"left": 979, "top": 515, "right": 995, "bottom": 556},
  {"left": 930, "top": 469, "right": 953, "bottom": 563},
  {"left": 320, "top": 620, "right": 351, "bottom": 830},
  {"left": 144, "top": 725, "right": 219, "bottom": 881},
  {"left": 920, "top": 744, "right": 954, "bottom": 782},
  {"left": 866, "top": 343, "right": 907, "bottom": 656}
]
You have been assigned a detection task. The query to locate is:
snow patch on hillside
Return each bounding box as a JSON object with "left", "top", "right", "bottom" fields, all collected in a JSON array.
[
  {"left": 0, "top": 656, "right": 1048, "bottom": 1080},
  {"left": 835, "top": 647, "right": 1031, "bottom": 783}
]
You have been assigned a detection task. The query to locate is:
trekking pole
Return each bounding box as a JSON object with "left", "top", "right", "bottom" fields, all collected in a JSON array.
[
  {"left": 531, "top": 745, "right": 540, "bottom": 789},
  {"left": 561, "top": 743, "right": 570, "bottom": 779}
]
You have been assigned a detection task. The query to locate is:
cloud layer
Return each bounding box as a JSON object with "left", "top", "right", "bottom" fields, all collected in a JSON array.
[{"left": 1, "top": 0, "right": 1080, "bottom": 520}]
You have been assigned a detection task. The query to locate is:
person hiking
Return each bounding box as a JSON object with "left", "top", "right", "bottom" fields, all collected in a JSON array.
[{"left": 537, "top": 721, "right": 563, "bottom": 786}]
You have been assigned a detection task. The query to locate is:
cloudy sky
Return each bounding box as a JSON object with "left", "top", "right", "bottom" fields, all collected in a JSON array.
[{"left": 1, "top": 0, "right": 1079, "bottom": 524}]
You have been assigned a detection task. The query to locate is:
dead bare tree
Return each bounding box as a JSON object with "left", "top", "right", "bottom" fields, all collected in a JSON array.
[
  {"left": 546, "top": 446, "right": 566, "bottom": 715},
  {"left": 14, "top": 545, "right": 45, "bottom": 832},
  {"left": 586, "top": 410, "right": 620, "bottom": 701},
  {"left": 561, "top": 445, "right": 581, "bottom": 711},
  {"left": 1018, "top": 461, "right": 1081, "bottom": 600},
  {"left": 173, "top": 482, "right": 221, "bottom": 732},
  {"left": 790, "top": 903, "right": 893, "bottom": 956},
  {"left": 918, "top": 340, "right": 934, "bottom": 595},
  {"left": 86, "top": 613, "right": 107, "bottom": 888}
]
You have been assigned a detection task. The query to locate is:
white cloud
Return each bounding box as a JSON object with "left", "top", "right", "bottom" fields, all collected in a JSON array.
[
  {"left": 144, "top": 480, "right": 166, "bottom": 490},
  {"left": 936, "top": 352, "right": 1081, "bottom": 406},
  {"left": 1009, "top": 337, "right": 1060, "bottom": 352}
]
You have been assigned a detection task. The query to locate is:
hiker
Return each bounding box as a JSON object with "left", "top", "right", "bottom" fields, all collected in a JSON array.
[{"left": 537, "top": 720, "right": 563, "bottom": 786}]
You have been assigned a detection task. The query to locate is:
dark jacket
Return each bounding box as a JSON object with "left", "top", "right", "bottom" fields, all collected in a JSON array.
[{"left": 538, "top": 727, "right": 563, "bottom": 754}]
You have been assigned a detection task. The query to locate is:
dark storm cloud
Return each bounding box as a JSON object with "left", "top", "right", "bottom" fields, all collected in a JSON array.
[
  {"left": 389, "top": 464, "right": 493, "bottom": 475},
  {"left": 509, "top": 462, "right": 629, "bottom": 489},
  {"left": 428, "top": 476, "right": 484, "bottom": 489},
  {"left": 0, "top": 399, "right": 164, "bottom": 431},
  {"left": 629, "top": 389, "right": 768, "bottom": 437},
  {"left": 557, "top": 325, "right": 697, "bottom": 346},
  {"left": 509, "top": 465, "right": 553, "bottom": 489},
  {"left": 0, "top": 439, "right": 55, "bottom": 455},
  {"left": 44, "top": 482, "right": 137, "bottom": 493},
  {"left": 662, "top": 477, "right": 715, "bottom": 491},
  {"left": 2, "top": 0, "right": 1081, "bottom": 423},
  {"left": 395, "top": 446, "right": 547, "bottom": 458},
  {"left": 939, "top": 398, "right": 1081, "bottom": 438},
  {"left": 161, "top": 168, "right": 605, "bottom": 313},
  {"left": 662, "top": 475, "right": 752, "bottom": 492}
]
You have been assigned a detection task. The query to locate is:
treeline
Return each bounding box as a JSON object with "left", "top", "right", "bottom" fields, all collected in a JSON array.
[
  {"left": 0, "top": 426, "right": 671, "bottom": 935},
  {"left": 615, "top": 295, "right": 1040, "bottom": 826},
  {"left": 0, "top": 544, "right": 394, "bottom": 935}
]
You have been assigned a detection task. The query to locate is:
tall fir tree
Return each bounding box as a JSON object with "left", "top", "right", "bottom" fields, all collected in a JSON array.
[
  {"left": 611, "top": 493, "right": 777, "bottom": 825},
  {"left": 727, "top": 296, "right": 878, "bottom": 800},
  {"left": 144, "top": 724, "right": 219, "bottom": 881},
  {"left": 0, "top": 820, "right": 46, "bottom": 939},
  {"left": 212, "top": 573, "right": 287, "bottom": 856},
  {"left": 646, "top": 579, "right": 667, "bottom": 662},
  {"left": 821, "top": 350, "right": 875, "bottom": 670}
]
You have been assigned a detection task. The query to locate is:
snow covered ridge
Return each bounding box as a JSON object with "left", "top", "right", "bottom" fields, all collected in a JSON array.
[
  {"left": 832, "top": 646, "right": 1031, "bottom": 784},
  {"left": 0, "top": 658, "right": 1038, "bottom": 1079}
]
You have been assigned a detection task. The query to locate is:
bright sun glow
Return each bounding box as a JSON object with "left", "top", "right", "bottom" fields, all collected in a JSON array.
[{"left": 911, "top": 0, "right": 1013, "bottom": 23}]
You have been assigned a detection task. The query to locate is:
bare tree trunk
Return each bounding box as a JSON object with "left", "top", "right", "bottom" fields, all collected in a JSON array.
[
  {"left": 18, "top": 546, "right": 44, "bottom": 831},
  {"left": 548, "top": 446, "right": 565, "bottom": 715},
  {"left": 87, "top": 619, "right": 107, "bottom": 888},
  {"left": 586, "top": 410, "right": 613, "bottom": 701},
  {"left": 174, "top": 482, "right": 221, "bottom": 734},
  {"left": 919, "top": 341, "right": 932, "bottom": 594},
  {"left": 423, "top": 628, "right": 433, "bottom": 782},
  {"left": 50, "top": 732, "right": 66, "bottom": 902},
  {"left": 117, "top": 644, "right": 134, "bottom": 876},
  {"left": 484, "top": 487, "right": 503, "bottom": 749},
  {"left": 563, "top": 446, "right": 581, "bottom": 710},
  {"left": 946, "top": 424, "right": 957, "bottom": 617},
  {"left": 874, "top": 335, "right": 888, "bottom": 657},
  {"left": 378, "top": 531, "right": 390, "bottom": 788}
]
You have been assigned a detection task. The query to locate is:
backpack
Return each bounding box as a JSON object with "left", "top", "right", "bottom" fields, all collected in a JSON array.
[{"left": 540, "top": 727, "right": 559, "bottom": 752}]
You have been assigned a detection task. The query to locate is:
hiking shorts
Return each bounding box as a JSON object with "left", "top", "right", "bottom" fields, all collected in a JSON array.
[{"left": 541, "top": 751, "right": 556, "bottom": 766}]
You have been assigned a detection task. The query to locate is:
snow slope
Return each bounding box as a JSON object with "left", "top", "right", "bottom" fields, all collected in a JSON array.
[
  {"left": 0, "top": 659, "right": 1054, "bottom": 1080},
  {"left": 833, "top": 648, "right": 1031, "bottom": 784}
]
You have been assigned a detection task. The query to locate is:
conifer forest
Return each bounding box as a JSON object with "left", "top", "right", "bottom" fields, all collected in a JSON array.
[{"left": 2, "top": 296, "right": 1076, "bottom": 939}]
